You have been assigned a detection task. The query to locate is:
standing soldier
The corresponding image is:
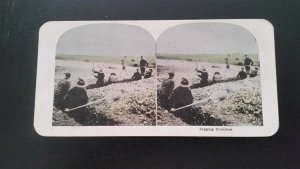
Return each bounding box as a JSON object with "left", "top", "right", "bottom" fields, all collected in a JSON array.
[
  {"left": 159, "top": 72, "right": 175, "bottom": 110},
  {"left": 139, "top": 56, "right": 149, "bottom": 76},
  {"left": 121, "top": 56, "right": 126, "bottom": 70},
  {"left": 244, "top": 54, "right": 254, "bottom": 74},
  {"left": 225, "top": 56, "right": 230, "bottom": 69},
  {"left": 64, "top": 78, "right": 89, "bottom": 123},
  {"left": 93, "top": 67, "right": 105, "bottom": 86},
  {"left": 54, "top": 72, "right": 71, "bottom": 110},
  {"left": 170, "top": 78, "right": 194, "bottom": 123}
]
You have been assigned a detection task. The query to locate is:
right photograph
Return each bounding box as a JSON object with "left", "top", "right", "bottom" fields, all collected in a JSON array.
[{"left": 156, "top": 23, "right": 262, "bottom": 126}]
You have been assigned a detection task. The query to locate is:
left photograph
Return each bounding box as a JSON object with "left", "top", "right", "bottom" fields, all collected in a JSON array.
[{"left": 53, "top": 24, "right": 156, "bottom": 126}]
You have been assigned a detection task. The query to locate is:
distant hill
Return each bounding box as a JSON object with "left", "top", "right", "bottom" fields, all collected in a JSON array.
[
  {"left": 56, "top": 54, "right": 156, "bottom": 67},
  {"left": 157, "top": 53, "right": 260, "bottom": 66}
]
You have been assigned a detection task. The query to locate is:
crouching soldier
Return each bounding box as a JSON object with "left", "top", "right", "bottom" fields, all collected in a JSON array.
[
  {"left": 64, "top": 78, "right": 89, "bottom": 123},
  {"left": 237, "top": 67, "right": 247, "bottom": 80},
  {"left": 131, "top": 69, "right": 142, "bottom": 81},
  {"left": 108, "top": 73, "right": 118, "bottom": 84},
  {"left": 170, "top": 78, "right": 194, "bottom": 124},
  {"left": 212, "top": 72, "right": 222, "bottom": 83},
  {"left": 144, "top": 69, "right": 153, "bottom": 79},
  {"left": 159, "top": 72, "right": 175, "bottom": 110},
  {"left": 250, "top": 67, "right": 259, "bottom": 77},
  {"left": 54, "top": 72, "right": 71, "bottom": 110},
  {"left": 93, "top": 67, "right": 105, "bottom": 86}
]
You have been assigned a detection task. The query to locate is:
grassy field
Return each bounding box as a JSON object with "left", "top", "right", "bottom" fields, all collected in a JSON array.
[
  {"left": 56, "top": 54, "right": 156, "bottom": 67},
  {"left": 157, "top": 53, "right": 260, "bottom": 66}
]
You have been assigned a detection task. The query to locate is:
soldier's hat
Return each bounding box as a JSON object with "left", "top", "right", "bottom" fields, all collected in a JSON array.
[
  {"left": 64, "top": 72, "right": 71, "bottom": 77},
  {"left": 77, "top": 78, "right": 85, "bottom": 86},
  {"left": 181, "top": 78, "right": 189, "bottom": 87},
  {"left": 168, "top": 72, "right": 174, "bottom": 77}
]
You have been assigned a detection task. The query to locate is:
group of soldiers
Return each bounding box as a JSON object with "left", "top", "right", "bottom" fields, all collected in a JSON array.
[
  {"left": 158, "top": 54, "right": 259, "bottom": 124},
  {"left": 53, "top": 72, "right": 89, "bottom": 118},
  {"left": 159, "top": 72, "right": 194, "bottom": 123},
  {"left": 54, "top": 56, "right": 152, "bottom": 115}
]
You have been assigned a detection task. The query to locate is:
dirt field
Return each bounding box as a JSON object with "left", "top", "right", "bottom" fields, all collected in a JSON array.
[
  {"left": 157, "top": 59, "right": 263, "bottom": 126},
  {"left": 53, "top": 60, "right": 156, "bottom": 126}
]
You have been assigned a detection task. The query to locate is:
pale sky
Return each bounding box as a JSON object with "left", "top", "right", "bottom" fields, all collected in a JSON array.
[
  {"left": 157, "top": 22, "right": 258, "bottom": 54},
  {"left": 56, "top": 24, "right": 155, "bottom": 56}
]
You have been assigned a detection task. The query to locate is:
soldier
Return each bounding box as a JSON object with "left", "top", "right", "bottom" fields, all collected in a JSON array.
[
  {"left": 139, "top": 56, "right": 149, "bottom": 76},
  {"left": 121, "top": 56, "right": 126, "bottom": 70},
  {"left": 159, "top": 72, "right": 175, "bottom": 110},
  {"left": 144, "top": 68, "right": 153, "bottom": 79},
  {"left": 244, "top": 54, "right": 254, "bottom": 74},
  {"left": 170, "top": 78, "right": 194, "bottom": 123},
  {"left": 250, "top": 67, "right": 259, "bottom": 77},
  {"left": 54, "top": 72, "right": 71, "bottom": 110},
  {"left": 108, "top": 72, "right": 118, "bottom": 84},
  {"left": 131, "top": 69, "right": 142, "bottom": 81},
  {"left": 196, "top": 66, "right": 209, "bottom": 87},
  {"left": 212, "top": 72, "right": 222, "bottom": 83},
  {"left": 225, "top": 56, "right": 230, "bottom": 69},
  {"left": 64, "top": 78, "right": 89, "bottom": 123},
  {"left": 237, "top": 67, "right": 247, "bottom": 80},
  {"left": 93, "top": 67, "right": 105, "bottom": 86}
]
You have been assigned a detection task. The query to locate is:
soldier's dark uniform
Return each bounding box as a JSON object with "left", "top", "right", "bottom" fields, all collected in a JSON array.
[
  {"left": 159, "top": 77, "right": 175, "bottom": 110},
  {"left": 131, "top": 71, "right": 142, "bottom": 81},
  {"left": 139, "top": 58, "right": 148, "bottom": 76},
  {"left": 237, "top": 70, "right": 247, "bottom": 79},
  {"left": 144, "top": 69, "right": 153, "bottom": 79},
  {"left": 197, "top": 70, "right": 209, "bottom": 87},
  {"left": 170, "top": 83, "right": 194, "bottom": 123},
  {"left": 65, "top": 81, "right": 89, "bottom": 123},
  {"left": 54, "top": 78, "right": 71, "bottom": 110},
  {"left": 244, "top": 57, "right": 254, "bottom": 74},
  {"left": 93, "top": 70, "right": 105, "bottom": 85}
]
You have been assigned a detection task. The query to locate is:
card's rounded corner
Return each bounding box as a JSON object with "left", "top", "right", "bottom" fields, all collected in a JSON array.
[
  {"left": 39, "top": 21, "right": 55, "bottom": 34},
  {"left": 33, "top": 122, "right": 49, "bottom": 137},
  {"left": 265, "top": 122, "right": 280, "bottom": 137},
  {"left": 259, "top": 19, "right": 275, "bottom": 31}
]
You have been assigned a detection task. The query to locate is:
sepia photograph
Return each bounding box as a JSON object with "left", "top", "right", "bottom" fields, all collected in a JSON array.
[
  {"left": 157, "top": 23, "right": 262, "bottom": 126},
  {"left": 52, "top": 24, "right": 156, "bottom": 126}
]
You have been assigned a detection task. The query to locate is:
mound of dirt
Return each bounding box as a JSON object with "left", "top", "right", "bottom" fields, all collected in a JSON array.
[{"left": 107, "top": 91, "right": 156, "bottom": 126}]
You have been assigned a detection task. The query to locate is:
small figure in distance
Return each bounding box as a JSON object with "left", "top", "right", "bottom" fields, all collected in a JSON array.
[
  {"left": 170, "top": 78, "right": 194, "bottom": 124},
  {"left": 108, "top": 72, "right": 118, "bottom": 84},
  {"left": 121, "top": 56, "right": 126, "bottom": 70},
  {"left": 250, "top": 67, "right": 259, "bottom": 78},
  {"left": 244, "top": 54, "right": 254, "bottom": 74},
  {"left": 212, "top": 72, "right": 222, "bottom": 83},
  {"left": 144, "top": 68, "right": 153, "bottom": 79},
  {"left": 225, "top": 56, "right": 230, "bottom": 69},
  {"left": 139, "top": 56, "right": 149, "bottom": 76},
  {"left": 159, "top": 72, "right": 175, "bottom": 110},
  {"left": 131, "top": 69, "right": 142, "bottom": 81},
  {"left": 54, "top": 72, "right": 71, "bottom": 110},
  {"left": 237, "top": 67, "right": 247, "bottom": 80}
]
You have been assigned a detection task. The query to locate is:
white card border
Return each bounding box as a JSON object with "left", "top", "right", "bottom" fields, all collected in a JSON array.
[{"left": 34, "top": 19, "right": 279, "bottom": 137}]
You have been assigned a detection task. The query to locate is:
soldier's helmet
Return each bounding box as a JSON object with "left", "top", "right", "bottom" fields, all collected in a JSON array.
[
  {"left": 77, "top": 78, "right": 85, "bottom": 86},
  {"left": 168, "top": 72, "right": 174, "bottom": 77},
  {"left": 64, "top": 72, "right": 71, "bottom": 78},
  {"left": 181, "top": 78, "right": 189, "bottom": 87}
]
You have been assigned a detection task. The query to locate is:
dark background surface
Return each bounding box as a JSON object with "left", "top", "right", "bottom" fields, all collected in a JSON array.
[{"left": 0, "top": 0, "right": 299, "bottom": 168}]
